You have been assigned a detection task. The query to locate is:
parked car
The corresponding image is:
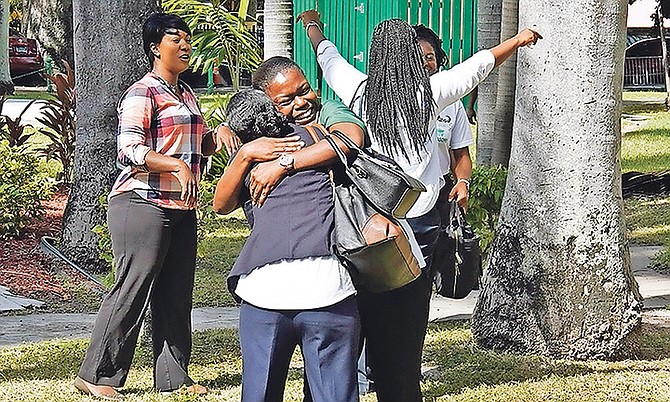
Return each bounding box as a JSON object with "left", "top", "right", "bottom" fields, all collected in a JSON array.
[{"left": 9, "top": 34, "right": 44, "bottom": 84}]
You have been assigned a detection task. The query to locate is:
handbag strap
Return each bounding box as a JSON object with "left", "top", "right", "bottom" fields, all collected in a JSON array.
[
  {"left": 304, "top": 123, "right": 328, "bottom": 145},
  {"left": 329, "top": 130, "right": 363, "bottom": 155},
  {"left": 323, "top": 134, "right": 349, "bottom": 167}
]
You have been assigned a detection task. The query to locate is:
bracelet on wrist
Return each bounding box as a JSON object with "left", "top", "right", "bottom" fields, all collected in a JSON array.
[
  {"left": 305, "top": 21, "right": 322, "bottom": 34},
  {"left": 456, "top": 178, "right": 470, "bottom": 190}
]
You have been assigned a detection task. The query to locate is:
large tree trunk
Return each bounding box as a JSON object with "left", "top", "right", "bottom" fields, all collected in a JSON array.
[
  {"left": 490, "top": 0, "right": 518, "bottom": 167},
  {"left": 474, "top": 0, "right": 502, "bottom": 166},
  {"left": 471, "top": 0, "right": 643, "bottom": 359},
  {"left": 263, "top": 0, "right": 292, "bottom": 59},
  {"left": 658, "top": 5, "right": 670, "bottom": 109},
  {"left": 62, "top": 0, "right": 158, "bottom": 270},
  {"left": 22, "top": 0, "right": 74, "bottom": 67},
  {"left": 0, "top": 0, "right": 14, "bottom": 95}
]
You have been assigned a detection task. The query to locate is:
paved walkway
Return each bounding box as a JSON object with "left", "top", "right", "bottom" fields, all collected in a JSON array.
[{"left": 1, "top": 245, "right": 668, "bottom": 347}]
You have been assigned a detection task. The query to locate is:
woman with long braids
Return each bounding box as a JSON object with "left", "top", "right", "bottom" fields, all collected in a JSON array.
[{"left": 297, "top": 11, "right": 541, "bottom": 401}]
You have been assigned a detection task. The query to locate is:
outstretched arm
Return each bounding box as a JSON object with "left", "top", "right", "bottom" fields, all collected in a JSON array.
[
  {"left": 432, "top": 29, "right": 541, "bottom": 112},
  {"left": 490, "top": 29, "right": 542, "bottom": 68},
  {"left": 296, "top": 10, "right": 368, "bottom": 106}
]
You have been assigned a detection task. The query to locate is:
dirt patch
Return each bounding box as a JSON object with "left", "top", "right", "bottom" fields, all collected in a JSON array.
[{"left": 0, "top": 189, "right": 101, "bottom": 312}]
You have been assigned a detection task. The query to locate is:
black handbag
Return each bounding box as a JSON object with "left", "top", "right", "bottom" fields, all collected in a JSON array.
[
  {"left": 327, "top": 131, "right": 426, "bottom": 219},
  {"left": 433, "top": 199, "right": 482, "bottom": 299},
  {"left": 304, "top": 125, "right": 422, "bottom": 293}
]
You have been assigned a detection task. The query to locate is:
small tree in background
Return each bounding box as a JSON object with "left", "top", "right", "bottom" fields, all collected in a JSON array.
[{"left": 163, "top": 0, "right": 262, "bottom": 91}]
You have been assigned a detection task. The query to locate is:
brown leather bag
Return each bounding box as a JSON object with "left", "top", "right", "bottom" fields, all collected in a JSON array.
[{"left": 304, "top": 124, "right": 421, "bottom": 293}]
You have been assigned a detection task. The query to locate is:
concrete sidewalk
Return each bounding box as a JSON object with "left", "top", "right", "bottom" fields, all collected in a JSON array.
[{"left": 1, "top": 245, "right": 668, "bottom": 347}]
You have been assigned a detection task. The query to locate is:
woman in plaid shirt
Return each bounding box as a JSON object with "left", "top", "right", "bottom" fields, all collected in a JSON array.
[{"left": 74, "top": 13, "right": 303, "bottom": 399}]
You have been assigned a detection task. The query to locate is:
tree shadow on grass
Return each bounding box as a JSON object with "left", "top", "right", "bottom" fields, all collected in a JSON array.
[
  {"left": 421, "top": 320, "right": 670, "bottom": 399},
  {"left": 622, "top": 100, "right": 667, "bottom": 115}
]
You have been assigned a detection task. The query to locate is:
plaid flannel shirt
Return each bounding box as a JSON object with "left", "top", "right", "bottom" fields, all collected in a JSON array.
[{"left": 110, "top": 72, "right": 208, "bottom": 210}]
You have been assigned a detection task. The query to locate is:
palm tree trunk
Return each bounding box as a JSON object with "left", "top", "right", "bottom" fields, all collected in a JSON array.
[
  {"left": 491, "top": 0, "right": 518, "bottom": 167},
  {"left": 472, "top": 0, "right": 642, "bottom": 359},
  {"left": 0, "top": 0, "right": 14, "bottom": 95},
  {"left": 62, "top": 0, "right": 158, "bottom": 270},
  {"left": 263, "top": 0, "right": 293, "bottom": 59},
  {"left": 22, "top": 0, "right": 74, "bottom": 67},
  {"left": 475, "top": 0, "right": 502, "bottom": 166}
]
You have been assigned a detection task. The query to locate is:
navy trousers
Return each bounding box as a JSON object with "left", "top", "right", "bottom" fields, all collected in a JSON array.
[
  {"left": 239, "top": 297, "right": 361, "bottom": 402},
  {"left": 357, "top": 207, "right": 441, "bottom": 402}
]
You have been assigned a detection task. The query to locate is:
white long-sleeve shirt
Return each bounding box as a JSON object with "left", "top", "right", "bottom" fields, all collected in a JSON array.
[{"left": 316, "top": 40, "right": 494, "bottom": 218}]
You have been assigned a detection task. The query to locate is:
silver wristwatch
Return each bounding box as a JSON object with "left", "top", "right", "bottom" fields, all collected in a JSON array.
[{"left": 278, "top": 154, "right": 295, "bottom": 172}]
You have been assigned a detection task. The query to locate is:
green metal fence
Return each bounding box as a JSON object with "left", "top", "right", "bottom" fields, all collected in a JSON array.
[{"left": 293, "top": 0, "right": 477, "bottom": 100}]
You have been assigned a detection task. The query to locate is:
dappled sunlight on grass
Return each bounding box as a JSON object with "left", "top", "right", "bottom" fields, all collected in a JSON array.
[
  {"left": 1, "top": 322, "right": 669, "bottom": 401},
  {"left": 624, "top": 196, "right": 670, "bottom": 245},
  {"left": 194, "top": 209, "right": 249, "bottom": 307},
  {"left": 622, "top": 130, "right": 670, "bottom": 173},
  {"left": 421, "top": 321, "right": 670, "bottom": 401}
]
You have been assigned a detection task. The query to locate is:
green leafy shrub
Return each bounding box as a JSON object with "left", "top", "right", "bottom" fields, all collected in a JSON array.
[
  {"left": 0, "top": 143, "right": 53, "bottom": 239},
  {"left": 163, "top": 0, "right": 262, "bottom": 91},
  {"left": 37, "top": 61, "right": 76, "bottom": 184},
  {"left": 466, "top": 165, "right": 508, "bottom": 253},
  {"left": 200, "top": 93, "right": 233, "bottom": 179}
]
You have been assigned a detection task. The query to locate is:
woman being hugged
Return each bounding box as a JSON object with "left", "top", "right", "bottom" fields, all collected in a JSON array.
[
  {"left": 213, "top": 58, "right": 367, "bottom": 402},
  {"left": 73, "top": 12, "right": 234, "bottom": 398}
]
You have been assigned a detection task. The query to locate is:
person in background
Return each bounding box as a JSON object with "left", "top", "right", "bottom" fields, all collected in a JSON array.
[
  {"left": 297, "top": 10, "right": 540, "bottom": 401},
  {"left": 73, "top": 12, "right": 229, "bottom": 399},
  {"left": 413, "top": 24, "right": 473, "bottom": 216}
]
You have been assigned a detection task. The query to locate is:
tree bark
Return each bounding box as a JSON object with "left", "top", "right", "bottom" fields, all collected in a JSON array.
[
  {"left": 657, "top": 5, "right": 670, "bottom": 109},
  {"left": 471, "top": 0, "right": 643, "bottom": 359},
  {"left": 262, "top": 0, "right": 292, "bottom": 59},
  {"left": 22, "top": 0, "right": 74, "bottom": 67},
  {"left": 474, "top": 0, "right": 502, "bottom": 166},
  {"left": 490, "top": 0, "right": 518, "bottom": 167},
  {"left": 0, "top": 0, "right": 15, "bottom": 95},
  {"left": 62, "top": 0, "right": 158, "bottom": 271}
]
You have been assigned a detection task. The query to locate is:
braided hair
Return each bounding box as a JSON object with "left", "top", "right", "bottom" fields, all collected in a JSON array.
[
  {"left": 414, "top": 24, "right": 448, "bottom": 69},
  {"left": 364, "top": 19, "right": 434, "bottom": 160}
]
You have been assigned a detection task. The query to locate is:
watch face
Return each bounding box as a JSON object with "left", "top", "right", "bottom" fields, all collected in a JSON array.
[{"left": 279, "top": 154, "right": 294, "bottom": 168}]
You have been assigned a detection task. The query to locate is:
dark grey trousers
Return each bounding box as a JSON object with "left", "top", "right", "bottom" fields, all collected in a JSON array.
[{"left": 78, "top": 191, "right": 197, "bottom": 392}]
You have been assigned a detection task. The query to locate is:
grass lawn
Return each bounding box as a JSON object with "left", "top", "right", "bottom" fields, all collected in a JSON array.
[
  {"left": 622, "top": 91, "right": 670, "bottom": 173},
  {"left": 620, "top": 92, "right": 670, "bottom": 269},
  {"left": 0, "top": 321, "right": 668, "bottom": 401},
  {"left": 193, "top": 209, "right": 249, "bottom": 308}
]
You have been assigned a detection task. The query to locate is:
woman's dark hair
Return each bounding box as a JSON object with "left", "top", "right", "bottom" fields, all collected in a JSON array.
[
  {"left": 142, "top": 13, "right": 191, "bottom": 68},
  {"left": 252, "top": 56, "right": 306, "bottom": 91},
  {"left": 226, "top": 89, "right": 290, "bottom": 143},
  {"left": 365, "top": 19, "right": 434, "bottom": 160},
  {"left": 414, "top": 24, "right": 448, "bottom": 69}
]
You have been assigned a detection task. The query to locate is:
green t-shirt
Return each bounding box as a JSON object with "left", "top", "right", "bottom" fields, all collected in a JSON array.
[{"left": 318, "top": 99, "right": 366, "bottom": 131}]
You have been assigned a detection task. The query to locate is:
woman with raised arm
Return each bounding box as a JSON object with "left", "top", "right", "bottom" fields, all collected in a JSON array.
[{"left": 297, "top": 11, "right": 541, "bottom": 402}]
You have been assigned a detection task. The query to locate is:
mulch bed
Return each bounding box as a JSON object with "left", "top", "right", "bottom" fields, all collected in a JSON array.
[{"left": 0, "top": 189, "right": 79, "bottom": 302}]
